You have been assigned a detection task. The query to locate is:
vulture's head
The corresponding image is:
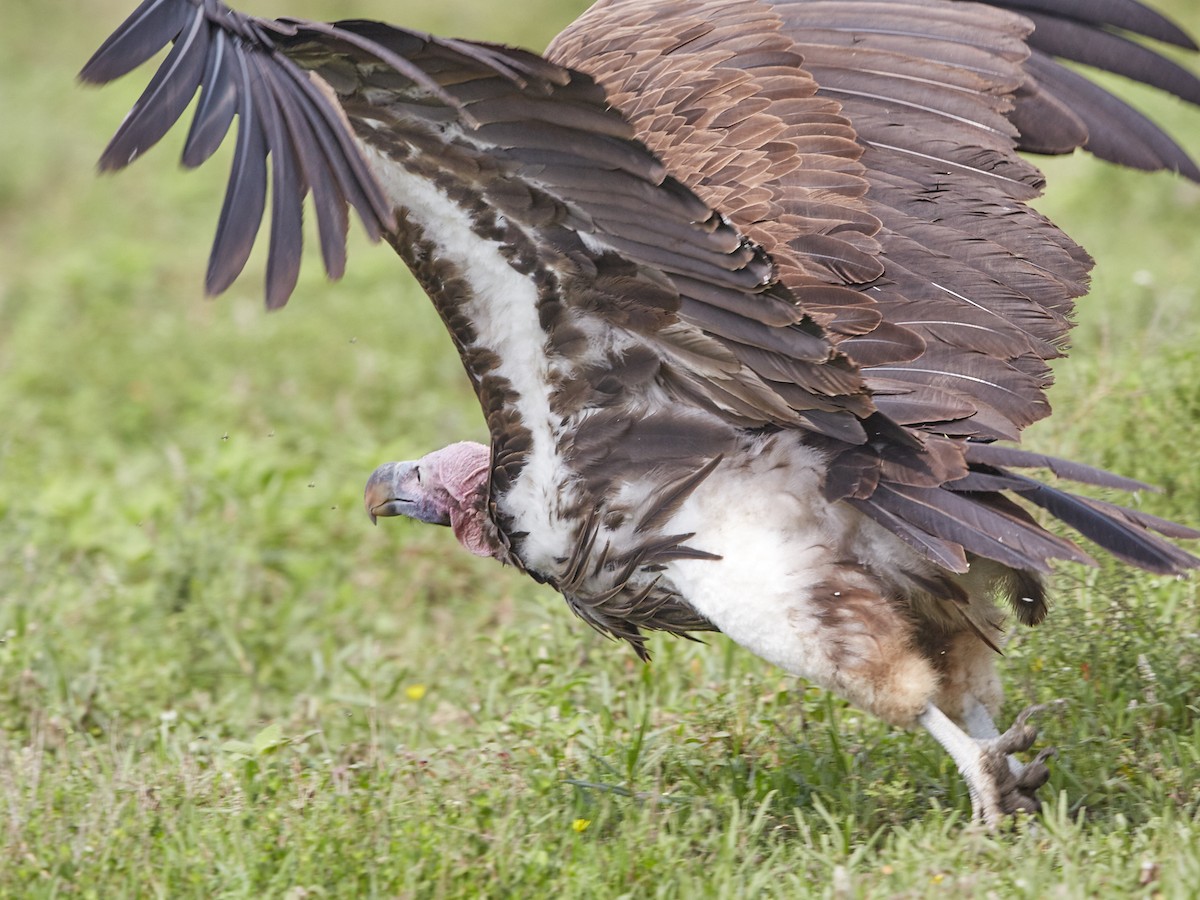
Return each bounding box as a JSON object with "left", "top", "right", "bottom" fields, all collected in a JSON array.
[{"left": 364, "top": 441, "right": 497, "bottom": 559}]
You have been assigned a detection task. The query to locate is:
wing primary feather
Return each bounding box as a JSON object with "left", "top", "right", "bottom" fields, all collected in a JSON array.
[
  {"left": 1022, "top": 11, "right": 1200, "bottom": 105},
  {"left": 275, "top": 60, "right": 393, "bottom": 237},
  {"left": 78, "top": 0, "right": 192, "bottom": 84},
  {"left": 282, "top": 78, "right": 363, "bottom": 278},
  {"left": 999, "top": 0, "right": 1198, "bottom": 50},
  {"left": 97, "top": 8, "right": 209, "bottom": 171},
  {"left": 1024, "top": 51, "right": 1200, "bottom": 180},
  {"left": 269, "top": 63, "right": 351, "bottom": 283},
  {"left": 205, "top": 47, "right": 269, "bottom": 297},
  {"left": 183, "top": 28, "right": 238, "bottom": 168},
  {"left": 88, "top": 0, "right": 402, "bottom": 305},
  {"left": 250, "top": 55, "right": 305, "bottom": 309}
]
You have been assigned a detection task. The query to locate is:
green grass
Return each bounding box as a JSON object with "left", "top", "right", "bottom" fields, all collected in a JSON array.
[{"left": 2, "top": 0, "right": 1199, "bottom": 895}]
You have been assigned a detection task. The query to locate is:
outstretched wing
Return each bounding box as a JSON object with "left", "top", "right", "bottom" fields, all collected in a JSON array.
[
  {"left": 85, "top": 0, "right": 1199, "bottom": 588},
  {"left": 83, "top": 0, "right": 890, "bottom": 653},
  {"left": 83, "top": 0, "right": 881, "bottom": 441},
  {"left": 547, "top": 0, "right": 1200, "bottom": 576},
  {"left": 80, "top": 0, "right": 397, "bottom": 308}
]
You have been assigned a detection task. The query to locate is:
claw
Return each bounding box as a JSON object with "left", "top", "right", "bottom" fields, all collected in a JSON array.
[
  {"left": 982, "top": 703, "right": 1063, "bottom": 818},
  {"left": 1016, "top": 747, "right": 1055, "bottom": 793},
  {"left": 920, "top": 700, "right": 1065, "bottom": 828}
]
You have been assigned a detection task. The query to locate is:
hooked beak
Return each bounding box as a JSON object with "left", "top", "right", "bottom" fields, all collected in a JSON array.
[{"left": 363, "top": 461, "right": 450, "bottom": 527}]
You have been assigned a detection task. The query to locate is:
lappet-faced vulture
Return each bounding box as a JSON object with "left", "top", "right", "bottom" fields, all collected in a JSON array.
[{"left": 83, "top": 0, "right": 1200, "bottom": 825}]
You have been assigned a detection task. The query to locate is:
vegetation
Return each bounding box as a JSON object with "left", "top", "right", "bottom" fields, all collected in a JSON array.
[{"left": 1, "top": 0, "right": 1198, "bottom": 895}]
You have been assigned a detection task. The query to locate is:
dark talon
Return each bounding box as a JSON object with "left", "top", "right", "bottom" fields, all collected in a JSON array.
[
  {"left": 983, "top": 705, "right": 1062, "bottom": 819},
  {"left": 1015, "top": 747, "right": 1055, "bottom": 793},
  {"left": 992, "top": 722, "right": 1039, "bottom": 756}
]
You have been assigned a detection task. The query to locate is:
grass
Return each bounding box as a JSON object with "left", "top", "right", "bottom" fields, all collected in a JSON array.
[{"left": 2, "top": 0, "right": 1199, "bottom": 895}]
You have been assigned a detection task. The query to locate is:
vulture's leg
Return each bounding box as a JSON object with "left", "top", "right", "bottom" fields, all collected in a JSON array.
[
  {"left": 928, "top": 621, "right": 1027, "bottom": 776},
  {"left": 962, "top": 695, "right": 1001, "bottom": 739},
  {"left": 962, "top": 695, "right": 1023, "bottom": 776},
  {"left": 919, "top": 703, "right": 1055, "bottom": 826}
]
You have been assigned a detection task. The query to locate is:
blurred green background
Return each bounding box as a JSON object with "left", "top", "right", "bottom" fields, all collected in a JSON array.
[{"left": 1, "top": 1, "right": 1198, "bottom": 896}]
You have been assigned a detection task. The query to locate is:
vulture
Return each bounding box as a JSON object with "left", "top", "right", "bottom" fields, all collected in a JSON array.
[{"left": 83, "top": 0, "right": 1200, "bottom": 826}]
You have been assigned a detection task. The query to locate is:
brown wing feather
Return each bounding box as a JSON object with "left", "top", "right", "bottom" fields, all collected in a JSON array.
[
  {"left": 311, "top": 18, "right": 877, "bottom": 435},
  {"left": 89, "top": 0, "right": 1199, "bottom": 580},
  {"left": 87, "top": 0, "right": 878, "bottom": 442},
  {"left": 550, "top": 0, "right": 1199, "bottom": 576}
]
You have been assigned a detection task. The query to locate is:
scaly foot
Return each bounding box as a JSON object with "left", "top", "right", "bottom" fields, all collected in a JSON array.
[
  {"left": 977, "top": 703, "right": 1058, "bottom": 817},
  {"left": 919, "top": 701, "right": 1063, "bottom": 828}
]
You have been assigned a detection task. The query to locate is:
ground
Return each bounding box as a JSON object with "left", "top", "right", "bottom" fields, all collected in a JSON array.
[{"left": 0, "top": 0, "right": 1198, "bottom": 896}]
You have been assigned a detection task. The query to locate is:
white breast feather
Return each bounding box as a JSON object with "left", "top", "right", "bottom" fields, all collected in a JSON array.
[{"left": 660, "top": 434, "right": 929, "bottom": 688}]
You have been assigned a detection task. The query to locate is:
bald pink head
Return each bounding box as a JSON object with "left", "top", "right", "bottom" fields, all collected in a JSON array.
[{"left": 363, "top": 441, "right": 498, "bottom": 558}]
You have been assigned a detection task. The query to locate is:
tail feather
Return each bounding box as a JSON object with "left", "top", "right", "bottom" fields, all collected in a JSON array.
[
  {"left": 1009, "top": 474, "right": 1200, "bottom": 575},
  {"left": 863, "top": 440, "right": 1198, "bottom": 580},
  {"left": 1083, "top": 496, "right": 1200, "bottom": 542}
]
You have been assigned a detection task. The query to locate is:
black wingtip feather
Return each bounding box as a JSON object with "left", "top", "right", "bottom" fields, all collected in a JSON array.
[
  {"left": 284, "top": 76, "right": 352, "bottom": 280},
  {"left": 79, "top": 0, "right": 192, "bottom": 85},
  {"left": 1025, "top": 52, "right": 1200, "bottom": 182},
  {"left": 88, "top": 0, "right": 397, "bottom": 307},
  {"left": 98, "top": 10, "right": 210, "bottom": 172},
  {"left": 252, "top": 56, "right": 305, "bottom": 309},
  {"left": 1024, "top": 11, "right": 1200, "bottom": 107},
  {"left": 205, "top": 48, "right": 268, "bottom": 298},
  {"left": 997, "top": 1, "right": 1200, "bottom": 181},
  {"left": 1000, "top": 0, "right": 1199, "bottom": 51},
  {"left": 182, "top": 29, "right": 238, "bottom": 168}
]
